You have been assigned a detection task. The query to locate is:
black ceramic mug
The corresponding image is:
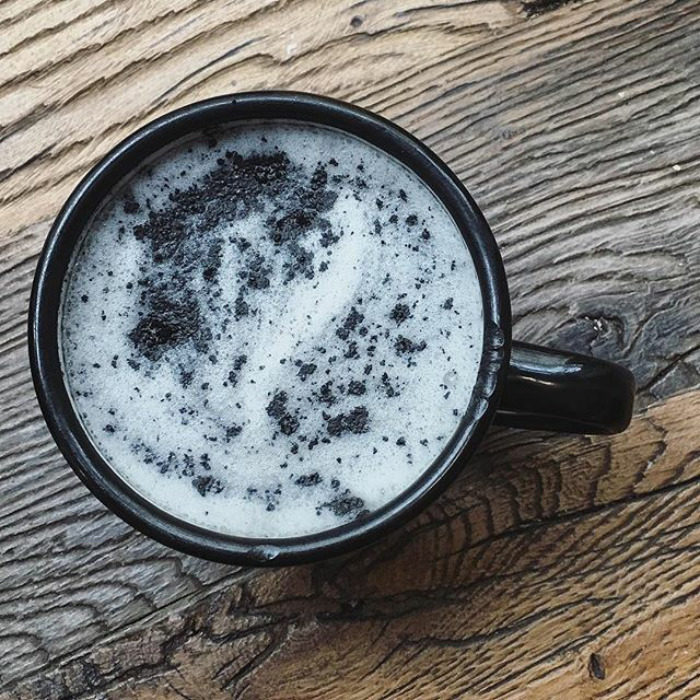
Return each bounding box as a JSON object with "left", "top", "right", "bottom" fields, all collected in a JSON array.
[{"left": 29, "top": 92, "right": 635, "bottom": 566}]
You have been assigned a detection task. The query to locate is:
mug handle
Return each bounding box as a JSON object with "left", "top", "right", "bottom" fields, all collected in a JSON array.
[{"left": 493, "top": 341, "right": 636, "bottom": 434}]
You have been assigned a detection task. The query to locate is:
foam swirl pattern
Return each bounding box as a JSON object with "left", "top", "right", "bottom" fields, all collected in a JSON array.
[{"left": 61, "top": 122, "right": 483, "bottom": 538}]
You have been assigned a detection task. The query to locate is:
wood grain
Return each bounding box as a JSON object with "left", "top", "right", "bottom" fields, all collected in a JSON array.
[
  {"left": 3, "top": 390, "right": 700, "bottom": 699},
  {"left": 1, "top": 0, "right": 699, "bottom": 697}
]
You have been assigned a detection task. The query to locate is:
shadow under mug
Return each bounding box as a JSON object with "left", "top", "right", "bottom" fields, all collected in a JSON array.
[{"left": 29, "top": 92, "right": 636, "bottom": 566}]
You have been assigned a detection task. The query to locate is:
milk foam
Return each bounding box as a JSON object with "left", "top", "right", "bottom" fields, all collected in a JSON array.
[{"left": 60, "top": 121, "right": 484, "bottom": 538}]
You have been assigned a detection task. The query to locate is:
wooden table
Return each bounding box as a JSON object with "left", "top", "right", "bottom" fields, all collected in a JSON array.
[{"left": 1, "top": 1, "right": 699, "bottom": 697}]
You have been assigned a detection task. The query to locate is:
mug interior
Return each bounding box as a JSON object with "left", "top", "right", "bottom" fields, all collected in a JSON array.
[{"left": 29, "top": 92, "right": 511, "bottom": 565}]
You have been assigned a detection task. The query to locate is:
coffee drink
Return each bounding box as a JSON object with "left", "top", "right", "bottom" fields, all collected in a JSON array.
[{"left": 60, "top": 121, "right": 483, "bottom": 538}]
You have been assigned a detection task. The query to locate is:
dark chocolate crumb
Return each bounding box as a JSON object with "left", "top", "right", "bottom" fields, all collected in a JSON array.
[
  {"left": 390, "top": 303, "right": 411, "bottom": 325},
  {"left": 266, "top": 390, "right": 288, "bottom": 420},
  {"left": 317, "top": 381, "right": 336, "bottom": 406},
  {"left": 295, "top": 472, "right": 322, "bottom": 487},
  {"left": 326, "top": 406, "right": 370, "bottom": 437},
  {"left": 298, "top": 362, "right": 317, "bottom": 381},
  {"left": 233, "top": 291, "right": 249, "bottom": 320},
  {"left": 243, "top": 252, "right": 271, "bottom": 289},
  {"left": 344, "top": 341, "right": 359, "bottom": 359},
  {"left": 128, "top": 294, "right": 202, "bottom": 362},
  {"left": 381, "top": 372, "right": 399, "bottom": 398},
  {"left": 225, "top": 424, "right": 242, "bottom": 439},
  {"left": 320, "top": 490, "right": 368, "bottom": 518},
  {"left": 280, "top": 413, "right": 300, "bottom": 436},
  {"left": 192, "top": 475, "right": 223, "bottom": 497},
  {"left": 336, "top": 306, "right": 364, "bottom": 340},
  {"left": 395, "top": 335, "right": 427, "bottom": 355},
  {"left": 347, "top": 380, "right": 366, "bottom": 396}
]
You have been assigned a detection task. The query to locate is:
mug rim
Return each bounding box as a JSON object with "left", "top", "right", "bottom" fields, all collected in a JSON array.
[{"left": 29, "top": 91, "right": 511, "bottom": 566}]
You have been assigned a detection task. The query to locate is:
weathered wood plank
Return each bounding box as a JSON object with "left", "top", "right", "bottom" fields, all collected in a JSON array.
[
  {"left": 3, "top": 389, "right": 698, "bottom": 698},
  {"left": 2, "top": 0, "right": 698, "bottom": 415},
  {"left": 1, "top": 0, "right": 699, "bottom": 695}
]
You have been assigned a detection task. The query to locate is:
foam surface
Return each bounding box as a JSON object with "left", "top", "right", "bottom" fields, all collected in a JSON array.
[{"left": 60, "top": 121, "right": 484, "bottom": 538}]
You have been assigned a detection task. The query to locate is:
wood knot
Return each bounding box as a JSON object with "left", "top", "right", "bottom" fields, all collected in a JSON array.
[
  {"left": 522, "top": 0, "right": 580, "bottom": 18},
  {"left": 588, "top": 652, "right": 606, "bottom": 680}
]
